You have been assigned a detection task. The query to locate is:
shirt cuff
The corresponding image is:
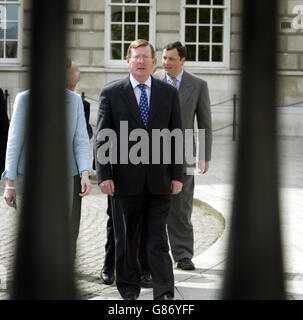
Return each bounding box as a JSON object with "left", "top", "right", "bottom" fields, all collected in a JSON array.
[{"left": 80, "top": 169, "right": 93, "bottom": 177}]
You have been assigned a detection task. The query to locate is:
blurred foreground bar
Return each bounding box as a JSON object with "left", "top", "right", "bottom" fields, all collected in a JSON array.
[
  {"left": 12, "top": 0, "right": 75, "bottom": 299},
  {"left": 222, "top": 0, "right": 285, "bottom": 299}
]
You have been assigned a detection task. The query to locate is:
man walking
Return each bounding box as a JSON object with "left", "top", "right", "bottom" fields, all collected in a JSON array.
[
  {"left": 154, "top": 41, "right": 212, "bottom": 271},
  {"left": 95, "top": 39, "right": 183, "bottom": 300}
]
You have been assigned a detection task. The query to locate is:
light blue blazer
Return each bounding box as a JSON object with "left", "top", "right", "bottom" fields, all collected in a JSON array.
[{"left": 2, "top": 89, "right": 90, "bottom": 181}]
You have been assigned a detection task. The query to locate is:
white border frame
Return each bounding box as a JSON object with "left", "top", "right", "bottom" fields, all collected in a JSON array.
[
  {"left": 0, "top": 0, "right": 23, "bottom": 65},
  {"left": 104, "top": 0, "right": 156, "bottom": 68},
  {"left": 180, "top": 0, "right": 230, "bottom": 69}
]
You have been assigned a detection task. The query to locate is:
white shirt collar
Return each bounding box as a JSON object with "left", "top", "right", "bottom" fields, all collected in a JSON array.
[{"left": 130, "top": 74, "right": 152, "bottom": 89}]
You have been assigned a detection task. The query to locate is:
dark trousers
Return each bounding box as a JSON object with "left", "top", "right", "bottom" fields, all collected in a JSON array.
[
  {"left": 111, "top": 191, "right": 174, "bottom": 299},
  {"left": 70, "top": 175, "right": 82, "bottom": 262},
  {"left": 103, "top": 196, "right": 150, "bottom": 272}
]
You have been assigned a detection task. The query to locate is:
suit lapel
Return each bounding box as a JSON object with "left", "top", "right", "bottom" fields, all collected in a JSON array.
[
  {"left": 178, "top": 71, "right": 194, "bottom": 107},
  {"left": 147, "top": 76, "right": 159, "bottom": 129},
  {"left": 149, "top": 71, "right": 192, "bottom": 127},
  {"left": 121, "top": 76, "right": 145, "bottom": 128},
  {"left": 157, "top": 70, "right": 194, "bottom": 108}
]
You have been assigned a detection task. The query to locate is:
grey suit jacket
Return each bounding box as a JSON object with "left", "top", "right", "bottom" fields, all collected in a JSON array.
[{"left": 154, "top": 69, "right": 212, "bottom": 166}]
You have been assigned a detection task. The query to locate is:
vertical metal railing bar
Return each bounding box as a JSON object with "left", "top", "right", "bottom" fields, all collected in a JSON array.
[
  {"left": 12, "top": 0, "right": 75, "bottom": 299},
  {"left": 232, "top": 94, "right": 237, "bottom": 141},
  {"left": 4, "top": 89, "right": 8, "bottom": 114},
  {"left": 222, "top": 0, "right": 285, "bottom": 299}
]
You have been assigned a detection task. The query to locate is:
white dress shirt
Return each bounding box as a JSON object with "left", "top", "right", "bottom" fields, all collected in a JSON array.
[{"left": 129, "top": 74, "right": 152, "bottom": 106}]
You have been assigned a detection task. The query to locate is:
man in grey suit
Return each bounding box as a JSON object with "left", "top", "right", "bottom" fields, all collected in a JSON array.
[{"left": 154, "top": 41, "right": 212, "bottom": 270}]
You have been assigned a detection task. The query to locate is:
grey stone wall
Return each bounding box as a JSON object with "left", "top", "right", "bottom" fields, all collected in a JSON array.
[{"left": 0, "top": 0, "right": 303, "bottom": 135}]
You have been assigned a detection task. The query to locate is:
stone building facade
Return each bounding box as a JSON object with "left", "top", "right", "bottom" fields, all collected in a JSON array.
[{"left": 0, "top": 0, "right": 303, "bottom": 135}]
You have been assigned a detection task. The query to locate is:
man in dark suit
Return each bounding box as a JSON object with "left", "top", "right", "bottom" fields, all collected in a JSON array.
[
  {"left": 100, "top": 196, "right": 152, "bottom": 288},
  {"left": 154, "top": 42, "right": 212, "bottom": 271},
  {"left": 0, "top": 88, "right": 9, "bottom": 178},
  {"left": 95, "top": 39, "right": 183, "bottom": 300}
]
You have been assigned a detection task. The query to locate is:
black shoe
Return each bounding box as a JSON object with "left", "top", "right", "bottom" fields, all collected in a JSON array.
[
  {"left": 141, "top": 272, "right": 153, "bottom": 288},
  {"left": 123, "top": 292, "right": 138, "bottom": 300},
  {"left": 100, "top": 267, "right": 115, "bottom": 285},
  {"left": 154, "top": 293, "right": 174, "bottom": 300},
  {"left": 176, "top": 258, "right": 195, "bottom": 270}
]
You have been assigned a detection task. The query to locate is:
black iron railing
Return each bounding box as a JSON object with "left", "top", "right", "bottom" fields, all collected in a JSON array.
[
  {"left": 222, "top": 0, "right": 285, "bottom": 299},
  {"left": 9, "top": 0, "right": 285, "bottom": 301},
  {"left": 12, "top": 0, "right": 75, "bottom": 299}
]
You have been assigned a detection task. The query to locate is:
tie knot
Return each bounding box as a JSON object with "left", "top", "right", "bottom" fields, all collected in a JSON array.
[
  {"left": 138, "top": 83, "right": 146, "bottom": 91},
  {"left": 170, "top": 77, "right": 177, "bottom": 88}
]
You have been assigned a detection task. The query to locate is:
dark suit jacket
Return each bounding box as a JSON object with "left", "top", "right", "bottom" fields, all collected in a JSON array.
[
  {"left": 0, "top": 88, "right": 9, "bottom": 176},
  {"left": 95, "top": 75, "right": 183, "bottom": 196},
  {"left": 82, "top": 99, "right": 93, "bottom": 139}
]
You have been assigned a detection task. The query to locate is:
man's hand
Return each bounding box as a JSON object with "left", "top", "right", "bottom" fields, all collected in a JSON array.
[
  {"left": 171, "top": 180, "right": 183, "bottom": 195},
  {"left": 99, "top": 179, "right": 115, "bottom": 196},
  {"left": 79, "top": 173, "right": 92, "bottom": 197},
  {"left": 198, "top": 160, "right": 210, "bottom": 174},
  {"left": 3, "top": 179, "right": 17, "bottom": 208},
  {"left": 3, "top": 189, "right": 17, "bottom": 207}
]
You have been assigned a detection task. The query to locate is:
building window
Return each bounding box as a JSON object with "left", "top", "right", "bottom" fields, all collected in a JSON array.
[
  {"left": 181, "top": 0, "right": 230, "bottom": 68},
  {"left": 105, "top": 0, "right": 156, "bottom": 67},
  {"left": 0, "top": 0, "right": 23, "bottom": 64}
]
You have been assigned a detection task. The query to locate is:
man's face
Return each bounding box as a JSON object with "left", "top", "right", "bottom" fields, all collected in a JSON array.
[
  {"left": 126, "top": 45, "right": 155, "bottom": 83},
  {"left": 162, "top": 48, "right": 186, "bottom": 77}
]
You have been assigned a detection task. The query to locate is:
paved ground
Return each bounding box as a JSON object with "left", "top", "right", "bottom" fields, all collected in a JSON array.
[
  {"left": 1, "top": 136, "right": 303, "bottom": 300},
  {"left": 0, "top": 143, "right": 225, "bottom": 300}
]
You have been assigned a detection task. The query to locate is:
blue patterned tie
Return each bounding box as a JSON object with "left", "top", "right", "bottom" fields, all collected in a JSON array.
[{"left": 138, "top": 83, "right": 149, "bottom": 127}]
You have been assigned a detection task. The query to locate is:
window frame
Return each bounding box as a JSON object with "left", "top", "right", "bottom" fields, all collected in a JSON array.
[
  {"left": 180, "top": 0, "right": 231, "bottom": 69},
  {"left": 104, "top": 0, "right": 156, "bottom": 68},
  {"left": 0, "top": 0, "right": 23, "bottom": 65}
]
